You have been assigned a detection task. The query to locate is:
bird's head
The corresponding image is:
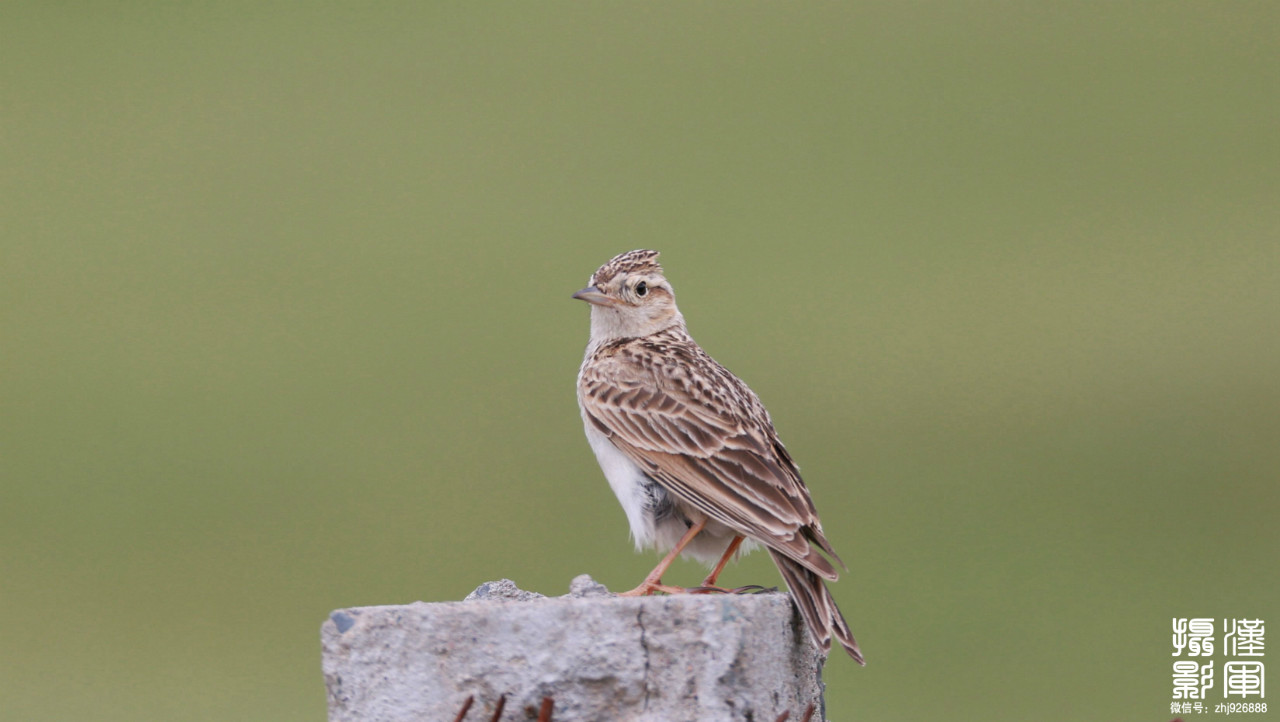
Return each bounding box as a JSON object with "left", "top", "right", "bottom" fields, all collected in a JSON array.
[{"left": 573, "top": 249, "right": 684, "bottom": 341}]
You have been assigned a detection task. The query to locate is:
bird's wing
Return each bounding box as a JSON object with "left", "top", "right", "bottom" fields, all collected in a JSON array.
[{"left": 579, "top": 339, "right": 843, "bottom": 579}]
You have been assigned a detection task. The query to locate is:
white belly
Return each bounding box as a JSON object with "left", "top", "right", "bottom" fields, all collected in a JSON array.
[{"left": 583, "top": 419, "right": 658, "bottom": 549}]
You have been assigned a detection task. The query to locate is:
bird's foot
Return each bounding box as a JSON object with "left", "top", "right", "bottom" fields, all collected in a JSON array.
[
  {"left": 616, "top": 578, "right": 687, "bottom": 597},
  {"left": 685, "top": 584, "right": 778, "bottom": 595}
]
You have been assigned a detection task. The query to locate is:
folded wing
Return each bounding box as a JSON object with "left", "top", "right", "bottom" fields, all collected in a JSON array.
[{"left": 579, "top": 339, "right": 843, "bottom": 580}]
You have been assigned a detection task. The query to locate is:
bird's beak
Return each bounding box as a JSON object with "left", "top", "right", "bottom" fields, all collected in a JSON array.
[{"left": 572, "top": 286, "right": 616, "bottom": 307}]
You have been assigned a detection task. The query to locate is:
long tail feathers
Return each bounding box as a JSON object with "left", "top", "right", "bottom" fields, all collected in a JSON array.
[{"left": 770, "top": 549, "right": 865, "bottom": 665}]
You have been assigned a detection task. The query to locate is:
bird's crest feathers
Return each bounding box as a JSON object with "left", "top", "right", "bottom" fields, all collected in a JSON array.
[{"left": 589, "top": 249, "right": 663, "bottom": 287}]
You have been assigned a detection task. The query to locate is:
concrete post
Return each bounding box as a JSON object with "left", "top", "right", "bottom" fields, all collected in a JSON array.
[{"left": 321, "top": 576, "right": 827, "bottom": 721}]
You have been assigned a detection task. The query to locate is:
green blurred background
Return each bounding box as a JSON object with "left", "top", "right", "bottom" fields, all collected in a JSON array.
[{"left": 3, "top": 3, "right": 1277, "bottom": 720}]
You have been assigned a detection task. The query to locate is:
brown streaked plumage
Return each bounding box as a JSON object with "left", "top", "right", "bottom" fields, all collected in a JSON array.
[{"left": 573, "top": 249, "right": 863, "bottom": 664}]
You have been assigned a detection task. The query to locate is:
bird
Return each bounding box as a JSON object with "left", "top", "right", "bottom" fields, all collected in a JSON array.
[{"left": 573, "top": 249, "right": 863, "bottom": 664}]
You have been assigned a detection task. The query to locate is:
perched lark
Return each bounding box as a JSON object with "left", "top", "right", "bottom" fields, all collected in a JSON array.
[{"left": 573, "top": 249, "right": 863, "bottom": 664}]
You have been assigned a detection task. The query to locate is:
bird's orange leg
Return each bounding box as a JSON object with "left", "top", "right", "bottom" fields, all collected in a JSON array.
[
  {"left": 698, "top": 534, "right": 745, "bottom": 589},
  {"left": 617, "top": 517, "right": 708, "bottom": 597}
]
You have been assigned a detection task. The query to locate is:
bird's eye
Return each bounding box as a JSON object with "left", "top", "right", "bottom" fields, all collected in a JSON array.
[{"left": 635, "top": 281, "right": 648, "bottom": 297}]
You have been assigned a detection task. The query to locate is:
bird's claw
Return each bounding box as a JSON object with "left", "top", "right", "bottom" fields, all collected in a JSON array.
[{"left": 684, "top": 584, "right": 778, "bottom": 595}]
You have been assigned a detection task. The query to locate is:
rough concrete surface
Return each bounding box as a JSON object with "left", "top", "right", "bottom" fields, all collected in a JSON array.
[{"left": 321, "top": 576, "right": 826, "bottom": 721}]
